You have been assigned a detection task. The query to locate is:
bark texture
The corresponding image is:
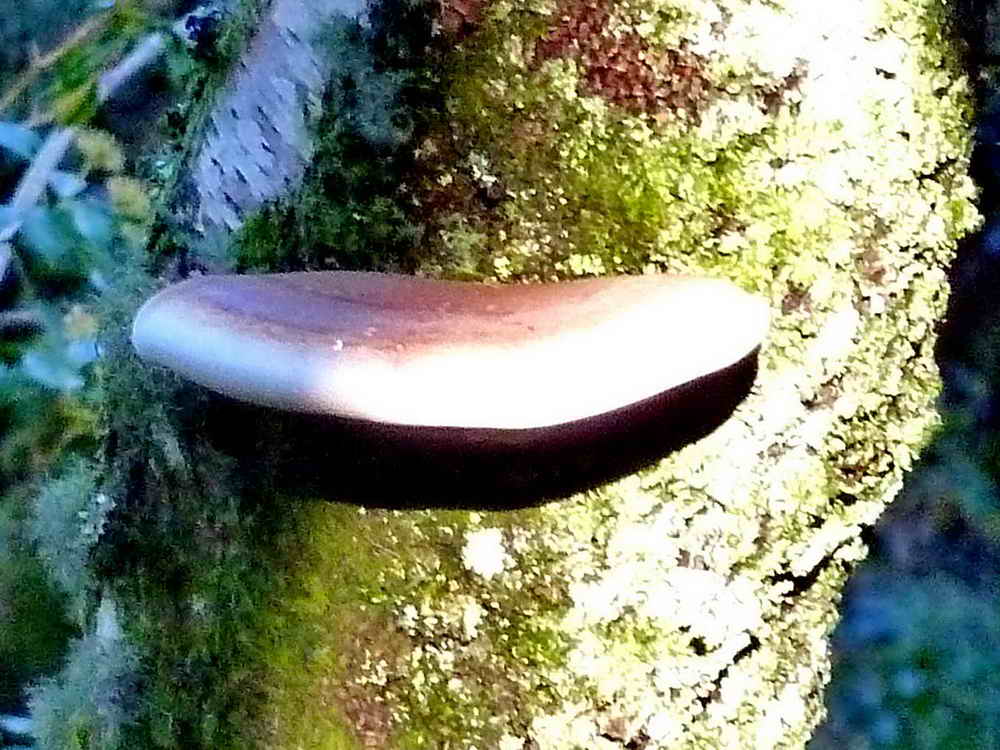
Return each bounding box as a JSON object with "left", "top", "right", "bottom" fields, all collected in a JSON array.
[
  {"left": 85, "top": 0, "right": 981, "bottom": 749},
  {"left": 186, "top": 0, "right": 366, "bottom": 258}
]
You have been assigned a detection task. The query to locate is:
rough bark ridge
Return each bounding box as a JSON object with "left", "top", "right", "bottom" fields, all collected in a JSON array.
[
  {"left": 189, "top": 0, "right": 365, "bottom": 256},
  {"left": 90, "top": 0, "right": 980, "bottom": 749}
]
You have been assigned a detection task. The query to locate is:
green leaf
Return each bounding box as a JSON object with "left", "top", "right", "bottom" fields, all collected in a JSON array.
[
  {"left": 0, "top": 121, "right": 41, "bottom": 160},
  {"left": 18, "top": 206, "right": 86, "bottom": 278},
  {"left": 0, "top": 205, "right": 15, "bottom": 231},
  {"left": 15, "top": 302, "right": 96, "bottom": 390},
  {"left": 66, "top": 198, "right": 114, "bottom": 249},
  {"left": 65, "top": 337, "right": 98, "bottom": 369},
  {"left": 20, "top": 348, "right": 85, "bottom": 391},
  {"left": 49, "top": 170, "right": 88, "bottom": 199},
  {"left": 50, "top": 84, "right": 99, "bottom": 126}
]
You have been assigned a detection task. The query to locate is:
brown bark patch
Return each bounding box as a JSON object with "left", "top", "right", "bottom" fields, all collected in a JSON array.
[
  {"left": 438, "top": 0, "right": 490, "bottom": 41},
  {"left": 332, "top": 612, "right": 412, "bottom": 748},
  {"left": 531, "top": 1, "right": 714, "bottom": 120}
]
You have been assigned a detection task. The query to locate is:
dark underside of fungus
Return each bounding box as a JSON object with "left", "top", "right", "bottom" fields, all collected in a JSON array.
[{"left": 132, "top": 271, "right": 768, "bottom": 507}]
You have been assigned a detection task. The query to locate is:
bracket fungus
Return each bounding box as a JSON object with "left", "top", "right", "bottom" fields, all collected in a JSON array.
[{"left": 131, "top": 271, "right": 769, "bottom": 505}]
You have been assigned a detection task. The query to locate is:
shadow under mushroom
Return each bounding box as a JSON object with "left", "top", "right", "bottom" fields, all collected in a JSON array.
[{"left": 193, "top": 346, "right": 760, "bottom": 510}]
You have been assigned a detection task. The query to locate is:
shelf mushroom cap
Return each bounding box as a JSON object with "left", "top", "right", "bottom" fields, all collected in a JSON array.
[{"left": 131, "top": 271, "right": 769, "bottom": 430}]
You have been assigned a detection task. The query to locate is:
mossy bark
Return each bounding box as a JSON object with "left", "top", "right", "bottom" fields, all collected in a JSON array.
[{"left": 87, "top": 0, "right": 980, "bottom": 748}]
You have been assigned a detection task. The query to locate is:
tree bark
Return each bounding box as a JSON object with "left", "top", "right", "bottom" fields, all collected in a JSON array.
[{"left": 79, "top": 0, "right": 981, "bottom": 748}]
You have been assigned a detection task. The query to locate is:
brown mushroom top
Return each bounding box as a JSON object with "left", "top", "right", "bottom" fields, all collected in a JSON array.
[{"left": 131, "top": 271, "right": 769, "bottom": 429}]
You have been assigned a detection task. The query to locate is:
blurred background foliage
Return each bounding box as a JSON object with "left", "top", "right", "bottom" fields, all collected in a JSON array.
[
  {"left": 4, "top": 0, "right": 1000, "bottom": 748},
  {"left": 0, "top": 0, "right": 188, "bottom": 726}
]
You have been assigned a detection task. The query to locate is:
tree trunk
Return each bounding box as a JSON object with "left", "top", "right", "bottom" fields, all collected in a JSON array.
[{"left": 55, "top": 0, "right": 982, "bottom": 748}]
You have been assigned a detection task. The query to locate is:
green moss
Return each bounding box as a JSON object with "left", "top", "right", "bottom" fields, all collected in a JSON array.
[
  {"left": 230, "top": 9, "right": 442, "bottom": 274},
  {"left": 97, "top": 478, "right": 392, "bottom": 749},
  {"left": 28, "top": 459, "right": 105, "bottom": 621},
  {"left": 0, "top": 504, "right": 79, "bottom": 709}
]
